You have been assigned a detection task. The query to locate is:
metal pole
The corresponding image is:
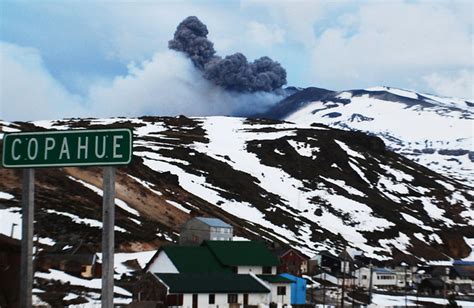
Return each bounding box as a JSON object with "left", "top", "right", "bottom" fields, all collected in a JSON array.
[
  {"left": 368, "top": 264, "right": 373, "bottom": 306},
  {"left": 323, "top": 272, "right": 326, "bottom": 308},
  {"left": 341, "top": 253, "right": 346, "bottom": 308},
  {"left": 351, "top": 262, "right": 355, "bottom": 308},
  {"left": 405, "top": 266, "right": 408, "bottom": 308},
  {"left": 20, "top": 168, "right": 34, "bottom": 308},
  {"left": 101, "top": 166, "right": 116, "bottom": 307}
]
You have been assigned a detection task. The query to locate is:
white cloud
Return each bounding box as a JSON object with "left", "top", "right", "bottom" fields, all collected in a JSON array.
[
  {"left": 0, "top": 42, "right": 86, "bottom": 121},
  {"left": 246, "top": 21, "right": 285, "bottom": 47},
  {"left": 309, "top": 2, "right": 474, "bottom": 94},
  {"left": 241, "top": 0, "right": 332, "bottom": 46},
  {"left": 423, "top": 70, "right": 473, "bottom": 100},
  {"left": 1, "top": 42, "right": 283, "bottom": 121}
]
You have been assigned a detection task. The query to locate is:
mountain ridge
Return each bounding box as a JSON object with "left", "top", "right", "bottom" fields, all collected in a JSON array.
[
  {"left": 1, "top": 115, "right": 472, "bottom": 263},
  {"left": 261, "top": 86, "right": 473, "bottom": 184}
]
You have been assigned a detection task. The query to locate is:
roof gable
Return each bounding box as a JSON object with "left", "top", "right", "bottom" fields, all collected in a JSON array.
[
  {"left": 155, "top": 273, "right": 270, "bottom": 293},
  {"left": 203, "top": 241, "right": 279, "bottom": 266}
]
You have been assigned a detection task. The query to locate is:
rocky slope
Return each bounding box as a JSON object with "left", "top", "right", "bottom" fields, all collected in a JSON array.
[
  {"left": 1, "top": 116, "right": 472, "bottom": 263},
  {"left": 261, "top": 86, "right": 473, "bottom": 184}
]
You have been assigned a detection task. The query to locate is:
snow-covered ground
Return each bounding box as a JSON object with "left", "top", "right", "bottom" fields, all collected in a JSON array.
[
  {"left": 370, "top": 292, "right": 474, "bottom": 307},
  {"left": 286, "top": 87, "right": 473, "bottom": 184}
]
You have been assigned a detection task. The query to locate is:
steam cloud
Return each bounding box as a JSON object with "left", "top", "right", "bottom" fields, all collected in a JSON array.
[{"left": 169, "top": 16, "right": 287, "bottom": 93}]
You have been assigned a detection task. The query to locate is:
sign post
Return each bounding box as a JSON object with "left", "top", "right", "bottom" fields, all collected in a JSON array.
[
  {"left": 20, "top": 168, "right": 34, "bottom": 308},
  {"left": 2, "top": 129, "right": 132, "bottom": 308},
  {"left": 102, "top": 166, "right": 116, "bottom": 307}
]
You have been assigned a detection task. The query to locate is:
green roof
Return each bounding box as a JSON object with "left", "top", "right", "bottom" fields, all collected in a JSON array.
[
  {"left": 162, "top": 246, "right": 230, "bottom": 273},
  {"left": 203, "top": 241, "right": 279, "bottom": 266},
  {"left": 257, "top": 275, "right": 294, "bottom": 284},
  {"left": 155, "top": 273, "right": 270, "bottom": 293}
]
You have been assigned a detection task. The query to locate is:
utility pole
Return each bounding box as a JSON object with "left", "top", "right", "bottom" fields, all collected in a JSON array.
[
  {"left": 368, "top": 263, "right": 373, "bottom": 306},
  {"left": 101, "top": 167, "right": 116, "bottom": 308},
  {"left": 405, "top": 265, "right": 408, "bottom": 308},
  {"left": 351, "top": 261, "right": 355, "bottom": 308},
  {"left": 20, "top": 169, "right": 34, "bottom": 308},
  {"left": 341, "top": 251, "right": 347, "bottom": 308},
  {"left": 400, "top": 261, "right": 408, "bottom": 308},
  {"left": 323, "top": 271, "right": 326, "bottom": 308}
]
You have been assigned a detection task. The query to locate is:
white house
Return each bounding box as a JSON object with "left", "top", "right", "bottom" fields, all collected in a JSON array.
[
  {"left": 133, "top": 272, "right": 271, "bottom": 308},
  {"left": 355, "top": 267, "right": 398, "bottom": 289},
  {"left": 140, "top": 241, "right": 290, "bottom": 307}
]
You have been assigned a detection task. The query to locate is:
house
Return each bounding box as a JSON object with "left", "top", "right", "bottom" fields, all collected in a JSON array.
[
  {"left": 308, "top": 250, "right": 341, "bottom": 275},
  {"left": 418, "top": 278, "right": 445, "bottom": 296},
  {"left": 203, "top": 240, "right": 279, "bottom": 274},
  {"left": 355, "top": 267, "right": 398, "bottom": 289},
  {"left": 384, "top": 255, "right": 419, "bottom": 288},
  {"left": 280, "top": 273, "right": 307, "bottom": 305},
  {"left": 132, "top": 272, "right": 270, "bottom": 308},
  {"left": 274, "top": 247, "right": 309, "bottom": 276},
  {"left": 451, "top": 261, "right": 474, "bottom": 293},
  {"left": 37, "top": 242, "right": 100, "bottom": 278},
  {"left": 141, "top": 241, "right": 291, "bottom": 307},
  {"left": 179, "top": 217, "right": 233, "bottom": 246},
  {"left": 0, "top": 234, "right": 21, "bottom": 307}
]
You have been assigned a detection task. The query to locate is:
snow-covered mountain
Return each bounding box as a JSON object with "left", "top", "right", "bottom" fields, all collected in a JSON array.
[
  {"left": 262, "top": 86, "right": 473, "bottom": 184},
  {"left": 1, "top": 116, "right": 472, "bottom": 261},
  {"left": 1, "top": 115, "right": 473, "bottom": 305}
]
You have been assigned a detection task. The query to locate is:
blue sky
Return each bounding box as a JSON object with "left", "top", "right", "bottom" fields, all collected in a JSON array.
[{"left": 1, "top": 0, "right": 473, "bottom": 120}]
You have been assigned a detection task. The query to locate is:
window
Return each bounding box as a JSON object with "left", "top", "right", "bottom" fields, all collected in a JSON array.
[
  {"left": 362, "top": 275, "right": 367, "bottom": 279},
  {"left": 228, "top": 294, "right": 238, "bottom": 303},
  {"left": 166, "top": 294, "right": 183, "bottom": 306},
  {"left": 262, "top": 266, "right": 272, "bottom": 274},
  {"left": 277, "top": 286, "right": 286, "bottom": 295},
  {"left": 209, "top": 294, "right": 215, "bottom": 304}
]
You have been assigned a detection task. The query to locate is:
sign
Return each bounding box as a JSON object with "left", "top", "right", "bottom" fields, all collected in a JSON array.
[{"left": 2, "top": 129, "right": 132, "bottom": 168}]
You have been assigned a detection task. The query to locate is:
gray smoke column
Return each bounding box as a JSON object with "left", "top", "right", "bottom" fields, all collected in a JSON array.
[{"left": 169, "top": 16, "right": 287, "bottom": 92}]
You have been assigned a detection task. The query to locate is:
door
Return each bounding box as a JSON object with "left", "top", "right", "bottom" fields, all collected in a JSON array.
[
  {"left": 244, "top": 293, "right": 249, "bottom": 306},
  {"left": 192, "top": 294, "right": 198, "bottom": 308}
]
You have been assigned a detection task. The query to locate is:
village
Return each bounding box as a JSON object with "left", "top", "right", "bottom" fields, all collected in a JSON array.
[{"left": 1, "top": 216, "right": 473, "bottom": 307}]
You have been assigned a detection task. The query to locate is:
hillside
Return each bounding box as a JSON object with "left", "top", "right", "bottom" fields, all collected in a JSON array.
[
  {"left": 1, "top": 116, "right": 472, "bottom": 263},
  {"left": 262, "top": 86, "right": 473, "bottom": 184}
]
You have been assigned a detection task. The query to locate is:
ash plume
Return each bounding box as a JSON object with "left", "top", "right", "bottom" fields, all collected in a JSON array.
[{"left": 169, "top": 16, "right": 287, "bottom": 93}]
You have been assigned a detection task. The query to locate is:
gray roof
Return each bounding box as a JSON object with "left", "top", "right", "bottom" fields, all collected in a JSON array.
[
  {"left": 374, "top": 268, "right": 395, "bottom": 274},
  {"left": 196, "top": 217, "right": 232, "bottom": 228}
]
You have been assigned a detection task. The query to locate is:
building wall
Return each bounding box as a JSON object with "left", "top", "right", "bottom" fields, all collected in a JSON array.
[
  {"left": 280, "top": 273, "right": 306, "bottom": 305},
  {"left": 237, "top": 266, "right": 276, "bottom": 275},
  {"left": 148, "top": 251, "right": 179, "bottom": 273},
  {"left": 267, "top": 283, "right": 291, "bottom": 306},
  {"left": 180, "top": 292, "right": 268, "bottom": 308},
  {"left": 356, "top": 268, "right": 397, "bottom": 288},
  {"left": 132, "top": 273, "right": 168, "bottom": 304},
  {"left": 179, "top": 219, "right": 211, "bottom": 246},
  {"left": 278, "top": 250, "right": 307, "bottom": 276},
  {"left": 81, "top": 264, "right": 94, "bottom": 278},
  {"left": 209, "top": 227, "right": 232, "bottom": 241}
]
